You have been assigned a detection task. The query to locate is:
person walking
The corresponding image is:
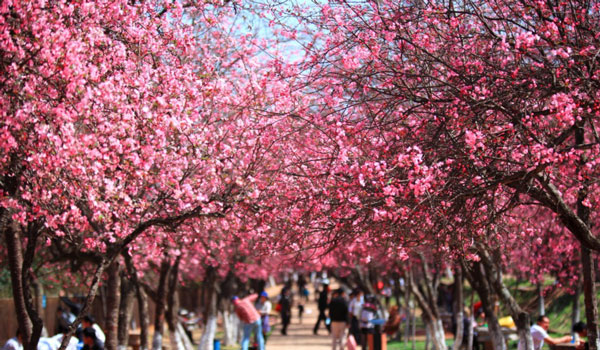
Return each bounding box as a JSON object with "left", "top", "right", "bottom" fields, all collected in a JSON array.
[
  {"left": 329, "top": 288, "right": 350, "bottom": 350},
  {"left": 348, "top": 289, "right": 364, "bottom": 345},
  {"left": 359, "top": 295, "right": 379, "bottom": 350},
  {"left": 279, "top": 287, "right": 293, "bottom": 335},
  {"left": 314, "top": 284, "right": 331, "bottom": 335},
  {"left": 232, "top": 294, "right": 264, "bottom": 350},
  {"left": 255, "top": 292, "right": 272, "bottom": 343}
]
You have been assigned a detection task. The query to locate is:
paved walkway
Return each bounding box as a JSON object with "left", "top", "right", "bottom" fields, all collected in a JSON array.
[{"left": 264, "top": 285, "right": 333, "bottom": 350}]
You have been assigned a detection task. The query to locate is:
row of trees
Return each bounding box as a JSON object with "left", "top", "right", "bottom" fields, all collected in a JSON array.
[{"left": 2, "top": 1, "right": 600, "bottom": 350}]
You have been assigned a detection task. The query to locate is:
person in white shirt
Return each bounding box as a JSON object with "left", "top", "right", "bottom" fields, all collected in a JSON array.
[
  {"left": 255, "top": 292, "right": 272, "bottom": 341},
  {"left": 519, "top": 316, "right": 572, "bottom": 350},
  {"left": 3, "top": 329, "right": 22, "bottom": 350},
  {"left": 348, "top": 289, "right": 363, "bottom": 345}
]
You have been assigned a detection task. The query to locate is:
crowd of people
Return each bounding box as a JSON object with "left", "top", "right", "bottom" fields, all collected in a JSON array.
[
  {"left": 312, "top": 281, "right": 400, "bottom": 350},
  {"left": 3, "top": 295, "right": 106, "bottom": 350},
  {"left": 3, "top": 317, "right": 105, "bottom": 350},
  {"left": 6, "top": 276, "right": 589, "bottom": 350},
  {"left": 229, "top": 273, "right": 402, "bottom": 350}
]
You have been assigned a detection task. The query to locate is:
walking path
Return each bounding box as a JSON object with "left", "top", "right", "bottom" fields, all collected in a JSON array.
[{"left": 264, "top": 284, "right": 332, "bottom": 350}]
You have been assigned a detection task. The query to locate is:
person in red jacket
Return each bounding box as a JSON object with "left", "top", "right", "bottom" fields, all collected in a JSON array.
[{"left": 232, "top": 295, "right": 264, "bottom": 350}]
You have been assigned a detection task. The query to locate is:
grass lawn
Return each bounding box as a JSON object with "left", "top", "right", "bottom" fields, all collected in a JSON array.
[{"left": 387, "top": 339, "right": 452, "bottom": 350}]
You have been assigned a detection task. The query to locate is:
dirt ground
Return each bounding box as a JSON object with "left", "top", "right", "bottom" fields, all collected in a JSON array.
[{"left": 262, "top": 283, "right": 335, "bottom": 350}]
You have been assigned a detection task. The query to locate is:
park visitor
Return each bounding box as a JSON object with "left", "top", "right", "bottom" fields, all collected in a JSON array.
[
  {"left": 314, "top": 283, "right": 331, "bottom": 335},
  {"left": 82, "top": 327, "right": 103, "bottom": 350},
  {"left": 329, "top": 288, "right": 350, "bottom": 350},
  {"left": 232, "top": 294, "right": 264, "bottom": 350},
  {"left": 348, "top": 288, "right": 364, "bottom": 345},
  {"left": 81, "top": 316, "right": 105, "bottom": 344},
  {"left": 2, "top": 329, "right": 22, "bottom": 350},
  {"left": 255, "top": 291, "right": 272, "bottom": 342},
  {"left": 518, "top": 316, "right": 572, "bottom": 350},
  {"left": 573, "top": 321, "right": 588, "bottom": 350},
  {"left": 278, "top": 286, "right": 292, "bottom": 335}
]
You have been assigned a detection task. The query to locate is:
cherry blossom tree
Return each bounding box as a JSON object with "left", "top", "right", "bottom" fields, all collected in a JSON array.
[
  {"left": 0, "top": 1, "right": 285, "bottom": 349},
  {"left": 259, "top": 0, "right": 600, "bottom": 348}
]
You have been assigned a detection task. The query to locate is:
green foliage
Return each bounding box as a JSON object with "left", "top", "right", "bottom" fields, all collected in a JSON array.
[{"left": 0, "top": 267, "right": 12, "bottom": 298}]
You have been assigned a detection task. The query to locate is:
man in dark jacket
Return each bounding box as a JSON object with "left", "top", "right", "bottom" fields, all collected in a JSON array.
[
  {"left": 279, "top": 287, "right": 293, "bottom": 336},
  {"left": 329, "top": 288, "right": 350, "bottom": 350},
  {"left": 313, "top": 284, "right": 331, "bottom": 335}
]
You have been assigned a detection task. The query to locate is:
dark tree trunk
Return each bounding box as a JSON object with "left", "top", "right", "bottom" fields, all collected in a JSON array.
[
  {"left": 199, "top": 267, "right": 219, "bottom": 350},
  {"left": 467, "top": 287, "right": 474, "bottom": 350},
  {"left": 22, "top": 223, "right": 44, "bottom": 350},
  {"left": 165, "top": 258, "right": 182, "bottom": 350},
  {"left": 220, "top": 273, "right": 238, "bottom": 346},
  {"left": 105, "top": 260, "right": 122, "bottom": 350},
  {"left": 582, "top": 247, "right": 599, "bottom": 350},
  {"left": 58, "top": 260, "right": 110, "bottom": 350},
  {"left": 117, "top": 274, "right": 136, "bottom": 350},
  {"left": 3, "top": 218, "right": 33, "bottom": 349},
  {"left": 152, "top": 259, "right": 171, "bottom": 350},
  {"left": 572, "top": 281, "right": 581, "bottom": 338},
  {"left": 123, "top": 253, "right": 149, "bottom": 350},
  {"left": 137, "top": 285, "right": 150, "bottom": 350},
  {"left": 453, "top": 266, "right": 464, "bottom": 350},
  {"left": 409, "top": 257, "right": 446, "bottom": 350},
  {"left": 575, "top": 122, "right": 599, "bottom": 350},
  {"left": 463, "top": 260, "right": 506, "bottom": 350},
  {"left": 34, "top": 280, "right": 44, "bottom": 325},
  {"left": 352, "top": 266, "right": 376, "bottom": 295},
  {"left": 1, "top": 162, "right": 42, "bottom": 349},
  {"left": 475, "top": 248, "right": 533, "bottom": 350}
]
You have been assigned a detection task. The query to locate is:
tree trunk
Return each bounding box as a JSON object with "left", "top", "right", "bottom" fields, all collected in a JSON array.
[
  {"left": 33, "top": 281, "right": 48, "bottom": 338},
  {"left": 575, "top": 121, "right": 598, "bottom": 350},
  {"left": 99, "top": 285, "right": 108, "bottom": 325},
  {"left": 409, "top": 258, "right": 447, "bottom": 350},
  {"left": 22, "top": 222, "right": 44, "bottom": 350},
  {"left": 117, "top": 275, "right": 136, "bottom": 350},
  {"left": 572, "top": 281, "right": 581, "bottom": 338},
  {"left": 166, "top": 258, "right": 185, "bottom": 350},
  {"left": 123, "top": 253, "right": 148, "bottom": 350},
  {"left": 105, "top": 260, "right": 122, "bottom": 350},
  {"left": 404, "top": 276, "right": 411, "bottom": 348},
  {"left": 453, "top": 267, "right": 464, "bottom": 350},
  {"left": 177, "top": 322, "right": 193, "bottom": 350},
  {"left": 58, "top": 260, "right": 111, "bottom": 350},
  {"left": 473, "top": 246, "right": 536, "bottom": 350},
  {"left": 463, "top": 260, "right": 506, "bottom": 350},
  {"left": 432, "top": 319, "right": 446, "bottom": 350},
  {"left": 582, "top": 247, "right": 599, "bottom": 350},
  {"left": 152, "top": 260, "right": 171, "bottom": 350},
  {"left": 136, "top": 285, "right": 150, "bottom": 350},
  {"left": 222, "top": 310, "right": 238, "bottom": 346},
  {"left": 467, "top": 310, "right": 474, "bottom": 350},
  {"left": 3, "top": 218, "right": 33, "bottom": 349},
  {"left": 219, "top": 273, "right": 238, "bottom": 347},
  {"left": 198, "top": 269, "right": 218, "bottom": 350},
  {"left": 537, "top": 284, "right": 545, "bottom": 316},
  {"left": 393, "top": 273, "right": 403, "bottom": 320},
  {"left": 424, "top": 318, "right": 446, "bottom": 350},
  {"left": 198, "top": 316, "right": 217, "bottom": 350}
]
